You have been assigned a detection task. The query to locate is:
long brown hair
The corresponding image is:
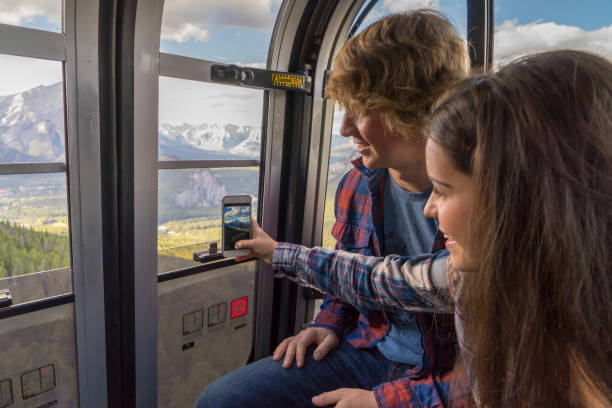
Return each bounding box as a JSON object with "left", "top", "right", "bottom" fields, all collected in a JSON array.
[
  {"left": 430, "top": 50, "right": 612, "bottom": 406},
  {"left": 325, "top": 9, "right": 468, "bottom": 142}
]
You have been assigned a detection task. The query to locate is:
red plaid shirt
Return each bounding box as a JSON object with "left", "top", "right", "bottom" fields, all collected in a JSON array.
[{"left": 313, "top": 158, "right": 458, "bottom": 407}]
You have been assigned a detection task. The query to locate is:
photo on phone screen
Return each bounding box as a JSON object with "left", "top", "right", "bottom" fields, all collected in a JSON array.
[{"left": 222, "top": 196, "right": 251, "bottom": 257}]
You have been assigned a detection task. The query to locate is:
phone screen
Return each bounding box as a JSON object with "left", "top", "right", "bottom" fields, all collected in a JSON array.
[{"left": 223, "top": 204, "right": 251, "bottom": 251}]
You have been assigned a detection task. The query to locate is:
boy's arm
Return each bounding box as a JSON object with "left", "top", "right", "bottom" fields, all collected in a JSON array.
[
  {"left": 311, "top": 295, "right": 359, "bottom": 340},
  {"left": 373, "top": 369, "right": 469, "bottom": 408},
  {"left": 273, "top": 243, "right": 454, "bottom": 313}
]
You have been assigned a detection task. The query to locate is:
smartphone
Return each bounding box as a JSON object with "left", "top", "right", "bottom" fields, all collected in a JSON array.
[{"left": 222, "top": 195, "right": 252, "bottom": 257}]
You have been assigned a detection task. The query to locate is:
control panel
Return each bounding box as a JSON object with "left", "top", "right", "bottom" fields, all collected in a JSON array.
[
  {"left": 0, "top": 364, "right": 58, "bottom": 407},
  {"left": 207, "top": 302, "right": 226, "bottom": 327},
  {"left": 0, "top": 379, "right": 13, "bottom": 408},
  {"left": 181, "top": 297, "right": 249, "bottom": 352}
]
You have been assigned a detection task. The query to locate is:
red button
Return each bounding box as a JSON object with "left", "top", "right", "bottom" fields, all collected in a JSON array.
[{"left": 230, "top": 296, "right": 248, "bottom": 319}]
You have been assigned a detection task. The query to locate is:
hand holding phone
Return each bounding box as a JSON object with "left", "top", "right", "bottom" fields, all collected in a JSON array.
[
  {"left": 222, "top": 195, "right": 252, "bottom": 257},
  {"left": 234, "top": 218, "right": 278, "bottom": 264}
]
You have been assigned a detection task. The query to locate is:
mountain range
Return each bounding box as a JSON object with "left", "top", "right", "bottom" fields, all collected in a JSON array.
[
  {"left": 0, "top": 82, "right": 262, "bottom": 163},
  {"left": 1, "top": 82, "right": 357, "bottom": 185},
  {"left": 0, "top": 83, "right": 65, "bottom": 162}
]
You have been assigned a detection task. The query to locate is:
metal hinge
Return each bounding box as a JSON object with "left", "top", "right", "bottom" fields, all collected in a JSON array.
[{"left": 211, "top": 64, "right": 312, "bottom": 93}]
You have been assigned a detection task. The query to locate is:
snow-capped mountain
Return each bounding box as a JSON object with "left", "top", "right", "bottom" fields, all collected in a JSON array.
[
  {"left": 175, "top": 168, "right": 227, "bottom": 208},
  {"left": 0, "top": 82, "right": 262, "bottom": 163},
  {"left": 0, "top": 83, "right": 65, "bottom": 162},
  {"left": 159, "top": 122, "right": 261, "bottom": 159}
]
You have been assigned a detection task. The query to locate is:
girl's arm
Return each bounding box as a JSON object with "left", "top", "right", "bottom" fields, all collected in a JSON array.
[{"left": 271, "top": 242, "right": 454, "bottom": 313}]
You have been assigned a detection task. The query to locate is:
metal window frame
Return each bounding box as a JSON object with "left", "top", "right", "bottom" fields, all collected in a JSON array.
[
  {"left": 0, "top": 23, "right": 65, "bottom": 61},
  {"left": 133, "top": 0, "right": 164, "bottom": 405},
  {"left": 252, "top": 0, "right": 310, "bottom": 360},
  {"left": 467, "top": 0, "right": 495, "bottom": 72},
  {"left": 64, "top": 0, "right": 109, "bottom": 406},
  {"left": 0, "top": 163, "right": 66, "bottom": 175},
  {"left": 294, "top": 0, "right": 366, "bottom": 334},
  {"left": 158, "top": 160, "right": 259, "bottom": 170}
]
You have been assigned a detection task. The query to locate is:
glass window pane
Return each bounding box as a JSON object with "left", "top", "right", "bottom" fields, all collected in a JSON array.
[
  {"left": 0, "top": 173, "right": 70, "bottom": 279},
  {"left": 158, "top": 167, "right": 259, "bottom": 273},
  {"left": 0, "top": 2, "right": 62, "bottom": 32},
  {"left": 0, "top": 55, "right": 65, "bottom": 163},
  {"left": 494, "top": 0, "right": 612, "bottom": 66},
  {"left": 160, "top": 0, "right": 280, "bottom": 66},
  {"left": 321, "top": 108, "right": 357, "bottom": 249},
  {"left": 159, "top": 78, "right": 262, "bottom": 161}
]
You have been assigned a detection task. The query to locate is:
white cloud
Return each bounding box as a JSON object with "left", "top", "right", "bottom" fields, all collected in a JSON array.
[
  {"left": 161, "top": 0, "right": 277, "bottom": 43},
  {"left": 381, "top": 0, "right": 439, "bottom": 13},
  {"left": 0, "top": 2, "right": 61, "bottom": 26},
  {"left": 159, "top": 77, "right": 264, "bottom": 126},
  {"left": 331, "top": 106, "right": 345, "bottom": 136},
  {"left": 0, "top": 55, "right": 63, "bottom": 97},
  {"left": 231, "top": 61, "right": 267, "bottom": 69},
  {"left": 164, "top": 23, "right": 209, "bottom": 43},
  {"left": 495, "top": 20, "right": 612, "bottom": 65}
]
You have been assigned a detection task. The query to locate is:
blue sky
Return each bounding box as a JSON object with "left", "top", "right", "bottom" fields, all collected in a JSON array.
[{"left": 495, "top": 0, "right": 612, "bottom": 31}]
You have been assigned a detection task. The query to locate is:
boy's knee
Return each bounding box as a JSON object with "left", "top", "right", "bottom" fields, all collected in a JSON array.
[{"left": 195, "top": 379, "right": 237, "bottom": 408}]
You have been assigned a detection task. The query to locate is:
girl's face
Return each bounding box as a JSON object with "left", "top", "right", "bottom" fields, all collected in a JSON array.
[{"left": 423, "top": 138, "right": 476, "bottom": 271}]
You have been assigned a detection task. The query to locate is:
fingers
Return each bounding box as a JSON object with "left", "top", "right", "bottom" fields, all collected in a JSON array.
[
  {"left": 295, "top": 338, "right": 308, "bottom": 368},
  {"left": 234, "top": 254, "right": 254, "bottom": 263},
  {"left": 313, "top": 333, "right": 338, "bottom": 361},
  {"left": 275, "top": 329, "right": 317, "bottom": 368},
  {"left": 282, "top": 338, "right": 297, "bottom": 368},
  {"left": 311, "top": 389, "right": 345, "bottom": 407},
  {"left": 272, "top": 337, "right": 291, "bottom": 361},
  {"left": 250, "top": 217, "right": 261, "bottom": 232}
]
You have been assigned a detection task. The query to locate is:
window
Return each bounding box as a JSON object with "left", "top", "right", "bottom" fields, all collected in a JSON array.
[
  {"left": 158, "top": 0, "right": 278, "bottom": 272},
  {"left": 0, "top": 53, "right": 70, "bottom": 291},
  {"left": 160, "top": 0, "right": 280, "bottom": 66},
  {"left": 0, "top": 1, "right": 62, "bottom": 32},
  {"left": 494, "top": 0, "right": 612, "bottom": 66}
]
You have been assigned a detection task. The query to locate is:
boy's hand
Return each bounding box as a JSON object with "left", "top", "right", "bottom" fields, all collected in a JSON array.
[
  {"left": 235, "top": 218, "right": 278, "bottom": 264},
  {"left": 312, "top": 388, "right": 377, "bottom": 408},
  {"left": 273, "top": 327, "right": 340, "bottom": 368}
]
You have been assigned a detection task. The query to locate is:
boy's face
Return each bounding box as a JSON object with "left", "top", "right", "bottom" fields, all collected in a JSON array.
[{"left": 339, "top": 112, "right": 423, "bottom": 170}]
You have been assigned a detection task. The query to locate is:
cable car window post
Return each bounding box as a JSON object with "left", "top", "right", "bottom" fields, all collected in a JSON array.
[{"left": 467, "top": 0, "right": 495, "bottom": 72}]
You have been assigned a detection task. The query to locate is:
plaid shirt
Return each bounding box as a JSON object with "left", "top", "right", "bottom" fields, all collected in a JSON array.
[
  {"left": 273, "top": 244, "right": 470, "bottom": 407},
  {"left": 301, "top": 158, "right": 458, "bottom": 407}
]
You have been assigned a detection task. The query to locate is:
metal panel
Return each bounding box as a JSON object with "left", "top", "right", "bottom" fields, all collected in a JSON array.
[
  {"left": 157, "top": 262, "right": 256, "bottom": 407},
  {"left": 0, "top": 304, "right": 79, "bottom": 407},
  {"left": 133, "top": 0, "right": 164, "bottom": 405},
  {"left": 158, "top": 160, "right": 259, "bottom": 170},
  {"left": 0, "top": 23, "right": 65, "bottom": 61},
  {"left": 64, "top": 0, "right": 109, "bottom": 405},
  {"left": 0, "top": 162, "right": 66, "bottom": 175},
  {"left": 159, "top": 52, "right": 214, "bottom": 82}
]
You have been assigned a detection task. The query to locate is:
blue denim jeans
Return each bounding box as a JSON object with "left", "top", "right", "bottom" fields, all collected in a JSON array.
[{"left": 194, "top": 341, "right": 402, "bottom": 408}]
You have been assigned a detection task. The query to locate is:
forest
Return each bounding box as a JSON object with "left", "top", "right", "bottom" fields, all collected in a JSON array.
[{"left": 0, "top": 220, "right": 70, "bottom": 278}]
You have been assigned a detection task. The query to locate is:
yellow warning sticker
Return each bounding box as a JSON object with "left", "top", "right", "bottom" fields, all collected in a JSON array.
[{"left": 272, "top": 73, "right": 307, "bottom": 89}]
